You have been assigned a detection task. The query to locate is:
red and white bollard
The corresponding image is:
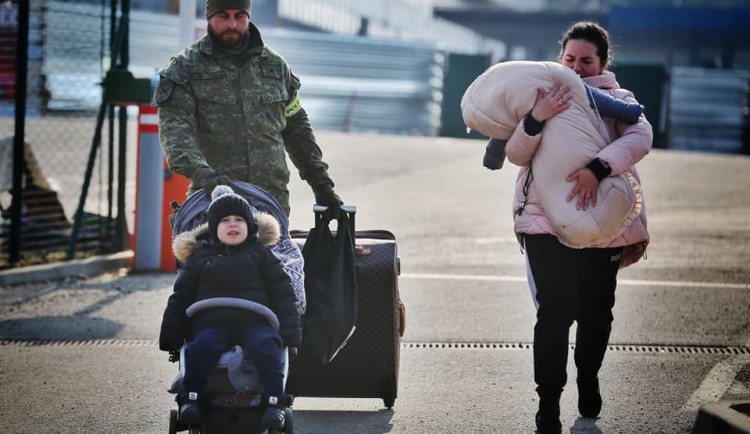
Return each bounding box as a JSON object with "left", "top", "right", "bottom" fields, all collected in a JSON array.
[{"left": 133, "top": 104, "right": 189, "bottom": 271}]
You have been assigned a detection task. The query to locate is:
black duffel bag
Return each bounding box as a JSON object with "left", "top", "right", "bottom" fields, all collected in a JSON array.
[{"left": 299, "top": 208, "right": 357, "bottom": 364}]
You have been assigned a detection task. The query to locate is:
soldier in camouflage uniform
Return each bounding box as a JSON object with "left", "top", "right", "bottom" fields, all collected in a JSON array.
[{"left": 153, "top": 0, "right": 342, "bottom": 215}]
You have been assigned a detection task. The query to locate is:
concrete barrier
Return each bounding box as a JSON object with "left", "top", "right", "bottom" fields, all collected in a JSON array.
[
  {"left": 693, "top": 401, "right": 750, "bottom": 434},
  {"left": 0, "top": 250, "right": 134, "bottom": 286}
]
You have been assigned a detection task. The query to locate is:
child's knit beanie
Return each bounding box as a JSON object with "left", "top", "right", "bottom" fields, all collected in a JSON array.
[{"left": 207, "top": 185, "right": 254, "bottom": 242}]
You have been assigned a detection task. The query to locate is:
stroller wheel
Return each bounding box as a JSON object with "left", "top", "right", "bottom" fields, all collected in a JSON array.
[
  {"left": 169, "top": 410, "right": 178, "bottom": 434},
  {"left": 284, "top": 407, "right": 294, "bottom": 434}
]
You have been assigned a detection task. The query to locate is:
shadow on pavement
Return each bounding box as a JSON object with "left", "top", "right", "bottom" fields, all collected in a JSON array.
[
  {"left": 294, "top": 409, "right": 394, "bottom": 433},
  {"left": 570, "top": 417, "right": 604, "bottom": 433},
  {"left": 0, "top": 315, "right": 124, "bottom": 340},
  {"left": 0, "top": 273, "right": 173, "bottom": 340}
]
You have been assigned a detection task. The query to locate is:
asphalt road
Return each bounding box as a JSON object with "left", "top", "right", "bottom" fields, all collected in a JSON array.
[{"left": 1, "top": 131, "right": 749, "bottom": 433}]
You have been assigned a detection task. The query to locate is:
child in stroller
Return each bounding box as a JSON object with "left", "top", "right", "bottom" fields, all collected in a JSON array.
[{"left": 159, "top": 185, "right": 301, "bottom": 432}]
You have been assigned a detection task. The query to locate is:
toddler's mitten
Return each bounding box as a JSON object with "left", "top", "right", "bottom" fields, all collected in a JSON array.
[{"left": 483, "top": 138, "right": 507, "bottom": 170}]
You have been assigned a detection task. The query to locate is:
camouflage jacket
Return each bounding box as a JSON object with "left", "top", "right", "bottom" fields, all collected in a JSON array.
[{"left": 154, "top": 24, "right": 330, "bottom": 212}]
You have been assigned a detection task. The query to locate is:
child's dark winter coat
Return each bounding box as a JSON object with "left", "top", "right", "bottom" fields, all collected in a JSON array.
[{"left": 159, "top": 212, "right": 302, "bottom": 352}]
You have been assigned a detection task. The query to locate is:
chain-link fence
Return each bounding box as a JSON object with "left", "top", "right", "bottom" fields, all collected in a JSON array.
[
  {"left": 1, "top": 0, "right": 451, "bottom": 269},
  {"left": 0, "top": 0, "right": 136, "bottom": 268}
]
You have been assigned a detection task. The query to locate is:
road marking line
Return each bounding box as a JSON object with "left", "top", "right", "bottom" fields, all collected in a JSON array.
[
  {"left": 402, "top": 273, "right": 526, "bottom": 283},
  {"left": 474, "top": 237, "right": 518, "bottom": 244},
  {"left": 401, "top": 273, "right": 750, "bottom": 290},
  {"left": 682, "top": 354, "right": 750, "bottom": 413},
  {"left": 402, "top": 342, "right": 750, "bottom": 354},
  {"left": 618, "top": 279, "right": 750, "bottom": 290}
]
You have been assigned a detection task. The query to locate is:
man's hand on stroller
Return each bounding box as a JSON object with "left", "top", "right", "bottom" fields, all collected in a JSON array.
[{"left": 193, "top": 167, "right": 232, "bottom": 195}]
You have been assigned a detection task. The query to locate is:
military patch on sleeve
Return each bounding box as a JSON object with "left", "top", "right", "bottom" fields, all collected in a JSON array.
[
  {"left": 285, "top": 93, "right": 301, "bottom": 117},
  {"left": 154, "top": 78, "right": 175, "bottom": 106}
]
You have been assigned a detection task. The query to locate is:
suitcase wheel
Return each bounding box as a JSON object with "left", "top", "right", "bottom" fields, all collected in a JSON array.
[
  {"left": 384, "top": 395, "right": 395, "bottom": 410},
  {"left": 382, "top": 377, "right": 397, "bottom": 409}
]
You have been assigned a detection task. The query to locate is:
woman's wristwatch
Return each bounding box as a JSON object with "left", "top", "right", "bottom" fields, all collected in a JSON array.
[{"left": 586, "top": 158, "right": 612, "bottom": 182}]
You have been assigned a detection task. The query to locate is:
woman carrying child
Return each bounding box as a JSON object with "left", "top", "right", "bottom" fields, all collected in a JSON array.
[{"left": 503, "top": 22, "right": 652, "bottom": 433}]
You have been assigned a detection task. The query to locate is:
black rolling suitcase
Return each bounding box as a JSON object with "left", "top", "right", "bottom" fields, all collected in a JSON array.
[{"left": 287, "top": 206, "right": 404, "bottom": 409}]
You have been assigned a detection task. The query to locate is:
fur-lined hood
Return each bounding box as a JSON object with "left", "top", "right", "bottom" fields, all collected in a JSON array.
[{"left": 172, "top": 211, "right": 281, "bottom": 263}]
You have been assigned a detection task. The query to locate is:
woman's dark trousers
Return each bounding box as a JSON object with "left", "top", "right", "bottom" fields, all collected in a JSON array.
[{"left": 524, "top": 234, "right": 623, "bottom": 401}]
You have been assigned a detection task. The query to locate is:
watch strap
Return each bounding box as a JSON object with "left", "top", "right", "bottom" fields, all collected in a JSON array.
[{"left": 586, "top": 158, "right": 612, "bottom": 182}]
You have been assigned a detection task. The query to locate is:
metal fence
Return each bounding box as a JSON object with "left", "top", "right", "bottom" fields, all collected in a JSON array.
[
  {"left": 1, "top": 0, "right": 446, "bottom": 267},
  {"left": 1, "top": 0, "right": 123, "bottom": 267}
]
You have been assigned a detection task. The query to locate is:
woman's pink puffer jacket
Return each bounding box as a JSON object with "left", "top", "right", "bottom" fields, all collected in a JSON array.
[
  {"left": 461, "top": 61, "right": 651, "bottom": 267},
  {"left": 506, "top": 71, "right": 651, "bottom": 267}
]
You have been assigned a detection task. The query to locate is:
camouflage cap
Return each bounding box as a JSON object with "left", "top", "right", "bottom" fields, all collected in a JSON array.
[{"left": 205, "top": 0, "right": 251, "bottom": 18}]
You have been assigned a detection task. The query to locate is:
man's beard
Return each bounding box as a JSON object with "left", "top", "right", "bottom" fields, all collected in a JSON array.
[{"left": 208, "top": 25, "right": 249, "bottom": 50}]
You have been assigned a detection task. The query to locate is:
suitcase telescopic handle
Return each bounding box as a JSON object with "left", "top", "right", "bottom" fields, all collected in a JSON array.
[{"left": 313, "top": 204, "right": 356, "bottom": 235}]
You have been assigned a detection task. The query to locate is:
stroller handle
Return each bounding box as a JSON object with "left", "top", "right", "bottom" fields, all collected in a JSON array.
[{"left": 313, "top": 204, "right": 356, "bottom": 213}]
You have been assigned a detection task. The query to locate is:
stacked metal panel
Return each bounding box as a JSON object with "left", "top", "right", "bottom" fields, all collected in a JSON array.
[
  {"left": 262, "top": 29, "right": 445, "bottom": 136},
  {"left": 669, "top": 67, "right": 749, "bottom": 153},
  {"left": 39, "top": 3, "right": 446, "bottom": 136}
]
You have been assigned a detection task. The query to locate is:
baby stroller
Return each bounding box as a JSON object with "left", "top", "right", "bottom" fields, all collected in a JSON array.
[{"left": 166, "top": 181, "right": 304, "bottom": 434}]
